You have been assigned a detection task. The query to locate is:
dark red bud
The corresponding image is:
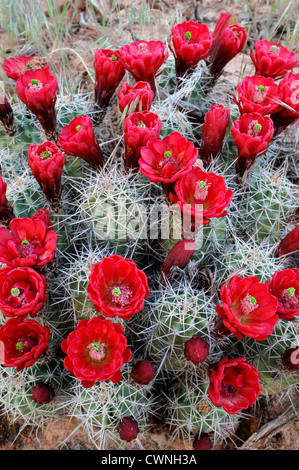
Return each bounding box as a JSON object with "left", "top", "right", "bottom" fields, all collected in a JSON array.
[
  {"left": 130, "top": 360, "right": 155, "bottom": 385},
  {"left": 117, "top": 416, "right": 140, "bottom": 442},
  {"left": 183, "top": 335, "right": 209, "bottom": 364},
  {"left": 32, "top": 382, "right": 55, "bottom": 404},
  {"left": 193, "top": 433, "right": 213, "bottom": 450}
]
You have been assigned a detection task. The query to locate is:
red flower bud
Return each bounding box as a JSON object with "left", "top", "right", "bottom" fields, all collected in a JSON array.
[
  {"left": 281, "top": 347, "right": 299, "bottom": 370},
  {"left": 183, "top": 335, "right": 210, "bottom": 364},
  {"left": 0, "top": 317, "right": 50, "bottom": 371},
  {"left": 61, "top": 316, "right": 132, "bottom": 388},
  {"left": 119, "top": 40, "right": 169, "bottom": 94},
  {"left": 28, "top": 141, "right": 66, "bottom": 204},
  {"left": 206, "top": 13, "right": 247, "bottom": 79},
  {"left": 233, "top": 75, "right": 281, "bottom": 115},
  {"left": 231, "top": 112, "right": 274, "bottom": 177},
  {"left": 58, "top": 114, "right": 104, "bottom": 170},
  {"left": 16, "top": 68, "right": 58, "bottom": 140},
  {"left": 200, "top": 104, "right": 229, "bottom": 166},
  {"left": 193, "top": 433, "right": 213, "bottom": 450},
  {"left": 87, "top": 255, "right": 150, "bottom": 321},
  {"left": 123, "top": 111, "right": 162, "bottom": 170},
  {"left": 250, "top": 40, "right": 299, "bottom": 79},
  {"left": 0, "top": 96, "right": 16, "bottom": 136},
  {"left": 208, "top": 356, "right": 261, "bottom": 414},
  {"left": 170, "top": 21, "right": 213, "bottom": 77},
  {"left": 2, "top": 55, "right": 36, "bottom": 80},
  {"left": 130, "top": 360, "right": 155, "bottom": 385},
  {"left": 117, "top": 81, "right": 154, "bottom": 116},
  {"left": 0, "top": 266, "right": 47, "bottom": 319},
  {"left": 139, "top": 131, "right": 198, "bottom": 184},
  {"left": 0, "top": 217, "right": 57, "bottom": 268},
  {"left": 117, "top": 416, "right": 140, "bottom": 442},
  {"left": 161, "top": 239, "right": 196, "bottom": 282},
  {"left": 32, "top": 382, "right": 55, "bottom": 404},
  {"left": 93, "top": 49, "right": 125, "bottom": 109},
  {"left": 216, "top": 275, "right": 279, "bottom": 341},
  {"left": 0, "top": 174, "right": 15, "bottom": 225},
  {"left": 275, "top": 225, "right": 299, "bottom": 258},
  {"left": 169, "top": 167, "right": 233, "bottom": 225},
  {"left": 271, "top": 72, "right": 299, "bottom": 134}
]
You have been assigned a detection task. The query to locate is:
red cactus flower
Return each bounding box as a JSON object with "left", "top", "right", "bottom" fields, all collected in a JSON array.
[
  {"left": 169, "top": 167, "right": 234, "bottom": 225},
  {"left": 139, "top": 131, "right": 199, "bottom": 184},
  {"left": 271, "top": 72, "right": 299, "bottom": 134},
  {"left": 0, "top": 266, "right": 47, "bottom": 319},
  {"left": 170, "top": 21, "right": 213, "bottom": 77},
  {"left": 93, "top": 49, "right": 125, "bottom": 109},
  {"left": 28, "top": 141, "right": 66, "bottom": 204},
  {"left": 0, "top": 217, "right": 57, "bottom": 268},
  {"left": 87, "top": 254, "right": 150, "bottom": 321},
  {"left": 183, "top": 335, "right": 210, "bottom": 365},
  {"left": 275, "top": 225, "right": 299, "bottom": 258},
  {"left": 16, "top": 68, "right": 58, "bottom": 140},
  {"left": 0, "top": 174, "right": 15, "bottom": 225},
  {"left": 208, "top": 356, "right": 261, "bottom": 415},
  {"left": 233, "top": 75, "right": 281, "bottom": 115},
  {"left": 0, "top": 96, "right": 16, "bottom": 136},
  {"left": 117, "top": 81, "right": 154, "bottom": 116},
  {"left": 2, "top": 55, "right": 36, "bottom": 80},
  {"left": 193, "top": 433, "right": 213, "bottom": 450},
  {"left": 161, "top": 239, "right": 196, "bottom": 282},
  {"left": 266, "top": 269, "right": 299, "bottom": 321},
  {"left": 123, "top": 110, "right": 162, "bottom": 170},
  {"left": 206, "top": 13, "right": 247, "bottom": 79},
  {"left": 281, "top": 347, "right": 299, "bottom": 370},
  {"left": 250, "top": 40, "right": 299, "bottom": 79},
  {"left": 0, "top": 317, "right": 50, "bottom": 371},
  {"left": 231, "top": 113, "right": 274, "bottom": 177},
  {"left": 119, "top": 40, "right": 169, "bottom": 94},
  {"left": 61, "top": 316, "right": 132, "bottom": 388},
  {"left": 32, "top": 382, "right": 55, "bottom": 404},
  {"left": 130, "top": 360, "right": 156, "bottom": 385},
  {"left": 117, "top": 416, "right": 140, "bottom": 442},
  {"left": 215, "top": 275, "right": 279, "bottom": 341},
  {"left": 200, "top": 104, "right": 229, "bottom": 166},
  {"left": 58, "top": 114, "right": 104, "bottom": 170}
]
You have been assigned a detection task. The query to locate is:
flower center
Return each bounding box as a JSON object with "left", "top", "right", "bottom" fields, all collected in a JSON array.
[
  {"left": 16, "top": 335, "right": 38, "bottom": 353},
  {"left": 10, "top": 288, "right": 20, "bottom": 297},
  {"left": 18, "top": 240, "right": 35, "bottom": 258},
  {"left": 247, "top": 119, "right": 262, "bottom": 136},
  {"left": 164, "top": 150, "right": 172, "bottom": 158},
  {"left": 269, "top": 45, "right": 280, "bottom": 55},
  {"left": 220, "top": 383, "right": 236, "bottom": 398},
  {"left": 232, "top": 29, "right": 239, "bottom": 36},
  {"left": 111, "top": 54, "right": 118, "bottom": 61},
  {"left": 137, "top": 120, "right": 146, "bottom": 128},
  {"left": 21, "top": 240, "right": 29, "bottom": 246},
  {"left": 87, "top": 342, "right": 105, "bottom": 362},
  {"left": 138, "top": 43, "right": 149, "bottom": 54},
  {"left": 76, "top": 125, "right": 82, "bottom": 132},
  {"left": 185, "top": 31, "right": 192, "bottom": 40},
  {"left": 240, "top": 294, "right": 258, "bottom": 316},
  {"left": 253, "top": 84, "right": 269, "bottom": 103},
  {"left": 109, "top": 285, "right": 133, "bottom": 307},
  {"left": 28, "top": 79, "right": 43, "bottom": 90},
  {"left": 40, "top": 150, "right": 51, "bottom": 160},
  {"left": 278, "top": 287, "right": 299, "bottom": 310},
  {"left": 194, "top": 180, "right": 210, "bottom": 201}
]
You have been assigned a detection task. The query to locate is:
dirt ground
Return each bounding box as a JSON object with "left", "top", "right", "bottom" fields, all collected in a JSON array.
[{"left": 0, "top": 0, "right": 298, "bottom": 451}]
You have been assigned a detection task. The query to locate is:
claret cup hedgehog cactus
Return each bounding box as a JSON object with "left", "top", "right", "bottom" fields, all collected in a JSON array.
[{"left": 0, "top": 9, "right": 298, "bottom": 451}]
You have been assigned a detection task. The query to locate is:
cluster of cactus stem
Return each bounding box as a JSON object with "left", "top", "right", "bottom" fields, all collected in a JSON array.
[{"left": 0, "top": 21, "right": 298, "bottom": 451}]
